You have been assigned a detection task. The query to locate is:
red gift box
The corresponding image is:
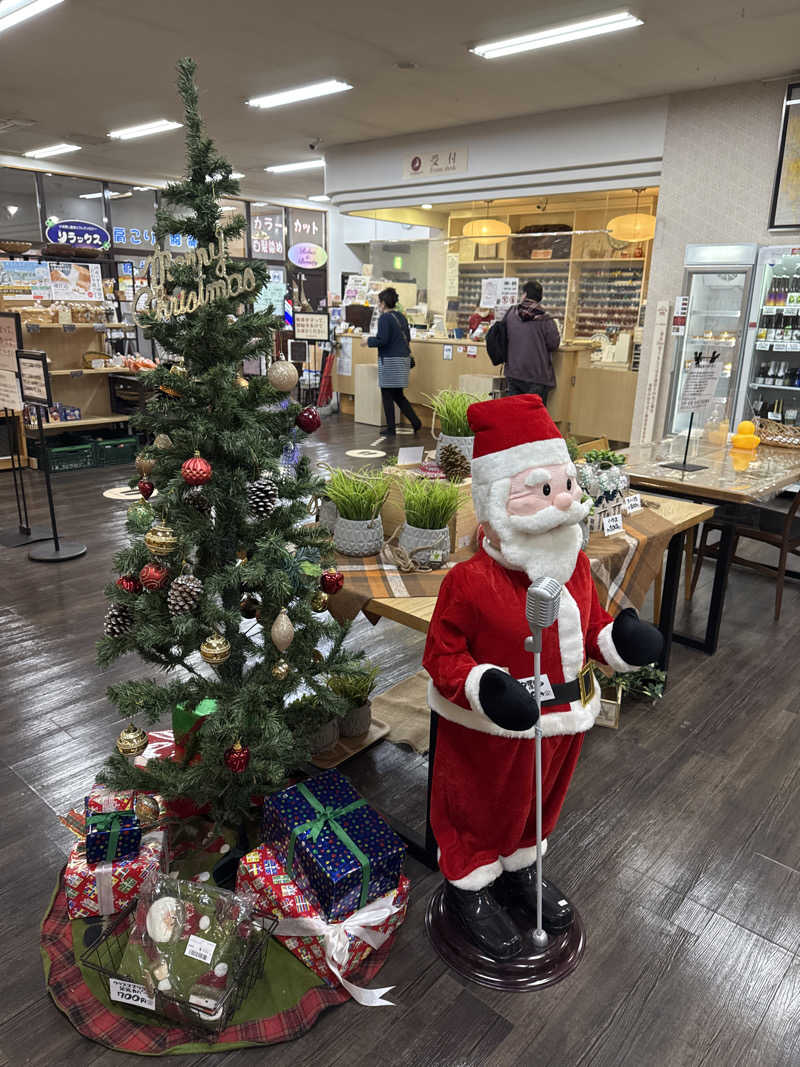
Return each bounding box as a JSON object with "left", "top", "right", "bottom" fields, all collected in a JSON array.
[
  {"left": 85, "top": 784, "right": 136, "bottom": 813},
  {"left": 236, "top": 842, "right": 409, "bottom": 999},
  {"left": 64, "top": 830, "right": 166, "bottom": 920}
]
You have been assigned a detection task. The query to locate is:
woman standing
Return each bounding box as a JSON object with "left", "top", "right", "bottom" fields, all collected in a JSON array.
[{"left": 364, "top": 287, "right": 422, "bottom": 436}]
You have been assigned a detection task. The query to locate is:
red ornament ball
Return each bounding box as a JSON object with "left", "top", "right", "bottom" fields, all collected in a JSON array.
[
  {"left": 181, "top": 452, "right": 212, "bottom": 486},
  {"left": 138, "top": 479, "right": 155, "bottom": 499},
  {"left": 320, "top": 569, "right": 344, "bottom": 595},
  {"left": 116, "top": 574, "right": 143, "bottom": 595},
  {"left": 224, "top": 741, "right": 250, "bottom": 774},
  {"left": 295, "top": 406, "right": 321, "bottom": 433},
  {"left": 139, "top": 562, "right": 170, "bottom": 591}
]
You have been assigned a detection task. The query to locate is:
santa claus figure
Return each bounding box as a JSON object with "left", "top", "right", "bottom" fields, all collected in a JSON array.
[{"left": 423, "top": 394, "right": 662, "bottom": 959}]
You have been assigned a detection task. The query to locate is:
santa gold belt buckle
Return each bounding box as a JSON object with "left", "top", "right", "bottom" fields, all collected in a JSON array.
[{"left": 578, "top": 663, "right": 594, "bottom": 706}]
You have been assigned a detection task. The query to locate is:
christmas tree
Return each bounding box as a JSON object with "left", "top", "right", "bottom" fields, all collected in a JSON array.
[{"left": 97, "top": 58, "right": 359, "bottom": 826}]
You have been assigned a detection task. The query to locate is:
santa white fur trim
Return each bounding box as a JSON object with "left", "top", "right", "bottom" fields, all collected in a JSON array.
[
  {"left": 447, "top": 857, "right": 503, "bottom": 891},
  {"left": 596, "top": 622, "right": 636, "bottom": 673},
  {"left": 464, "top": 663, "right": 503, "bottom": 718},
  {"left": 471, "top": 438, "right": 570, "bottom": 485},
  {"left": 500, "top": 841, "right": 547, "bottom": 871}
]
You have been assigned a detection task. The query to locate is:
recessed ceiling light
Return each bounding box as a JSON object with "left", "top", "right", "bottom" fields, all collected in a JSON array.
[
  {"left": 24, "top": 142, "right": 81, "bottom": 158},
  {"left": 5, "top": 204, "right": 19, "bottom": 216},
  {"left": 0, "top": 0, "right": 64, "bottom": 35},
  {"left": 220, "top": 205, "right": 237, "bottom": 212},
  {"left": 133, "top": 185, "right": 154, "bottom": 191},
  {"left": 79, "top": 190, "right": 132, "bottom": 200},
  {"left": 230, "top": 171, "right": 245, "bottom": 179},
  {"left": 253, "top": 202, "right": 269, "bottom": 207},
  {"left": 247, "top": 79, "right": 352, "bottom": 110},
  {"left": 471, "top": 11, "right": 643, "bottom": 59},
  {"left": 421, "top": 203, "right": 433, "bottom": 210},
  {"left": 108, "top": 119, "right": 182, "bottom": 140},
  {"left": 78, "top": 191, "right": 103, "bottom": 199},
  {"left": 265, "top": 159, "right": 325, "bottom": 174},
  {"left": 308, "top": 194, "right": 330, "bottom": 202}
]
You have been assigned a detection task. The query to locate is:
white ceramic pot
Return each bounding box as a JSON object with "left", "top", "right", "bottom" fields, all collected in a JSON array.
[
  {"left": 334, "top": 515, "right": 384, "bottom": 557},
  {"left": 318, "top": 498, "right": 338, "bottom": 531},
  {"left": 398, "top": 522, "right": 450, "bottom": 567},
  {"left": 340, "top": 701, "right": 372, "bottom": 738},
  {"left": 309, "top": 719, "right": 340, "bottom": 754},
  {"left": 435, "top": 433, "right": 474, "bottom": 466}
]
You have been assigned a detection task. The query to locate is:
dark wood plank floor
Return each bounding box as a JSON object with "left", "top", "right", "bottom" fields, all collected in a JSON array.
[{"left": 1, "top": 414, "right": 799, "bottom": 1066}]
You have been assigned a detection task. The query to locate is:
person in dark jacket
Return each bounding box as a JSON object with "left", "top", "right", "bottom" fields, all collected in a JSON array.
[
  {"left": 504, "top": 279, "right": 561, "bottom": 402},
  {"left": 364, "top": 287, "right": 422, "bottom": 436}
]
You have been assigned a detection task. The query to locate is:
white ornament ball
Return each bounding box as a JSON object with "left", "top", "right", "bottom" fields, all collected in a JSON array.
[
  {"left": 214, "top": 962, "right": 229, "bottom": 978},
  {"left": 196, "top": 871, "right": 211, "bottom": 882},
  {"left": 199, "top": 915, "right": 211, "bottom": 931},
  {"left": 270, "top": 608, "right": 295, "bottom": 652},
  {"left": 268, "top": 359, "right": 298, "bottom": 393}
]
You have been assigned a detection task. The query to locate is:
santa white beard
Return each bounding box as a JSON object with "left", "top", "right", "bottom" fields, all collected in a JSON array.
[{"left": 480, "top": 479, "right": 591, "bottom": 586}]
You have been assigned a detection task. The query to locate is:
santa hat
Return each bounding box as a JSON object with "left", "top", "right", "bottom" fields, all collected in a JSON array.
[{"left": 468, "top": 395, "right": 570, "bottom": 487}]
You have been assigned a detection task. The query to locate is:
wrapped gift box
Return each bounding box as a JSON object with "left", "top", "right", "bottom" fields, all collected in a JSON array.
[
  {"left": 84, "top": 809, "right": 141, "bottom": 864},
  {"left": 85, "top": 784, "right": 136, "bottom": 813},
  {"left": 262, "top": 770, "right": 405, "bottom": 922},
  {"left": 236, "top": 841, "right": 409, "bottom": 987},
  {"left": 64, "top": 830, "right": 165, "bottom": 920}
]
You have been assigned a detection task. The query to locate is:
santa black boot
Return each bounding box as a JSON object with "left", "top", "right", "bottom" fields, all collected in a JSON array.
[
  {"left": 495, "top": 865, "right": 574, "bottom": 934},
  {"left": 443, "top": 881, "right": 523, "bottom": 959}
]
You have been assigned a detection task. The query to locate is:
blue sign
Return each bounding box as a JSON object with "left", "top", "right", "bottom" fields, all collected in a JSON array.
[{"left": 45, "top": 218, "right": 111, "bottom": 250}]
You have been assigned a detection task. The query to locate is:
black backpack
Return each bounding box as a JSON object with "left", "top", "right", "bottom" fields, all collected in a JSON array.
[{"left": 485, "top": 317, "right": 508, "bottom": 366}]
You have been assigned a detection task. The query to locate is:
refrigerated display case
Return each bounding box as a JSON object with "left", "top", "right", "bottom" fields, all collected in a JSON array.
[
  {"left": 666, "top": 244, "right": 757, "bottom": 436},
  {"left": 733, "top": 244, "right": 800, "bottom": 429}
]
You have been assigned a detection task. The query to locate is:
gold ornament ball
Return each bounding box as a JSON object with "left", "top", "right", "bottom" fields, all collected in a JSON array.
[
  {"left": 201, "top": 632, "right": 232, "bottom": 665},
  {"left": 235, "top": 375, "right": 249, "bottom": 389},
  {"left": 154, "top": 433, "right": 173, "bottom": 450},
  {"left": 312, "top": 649, "right": 324, "bottom": 663},
  {"left": 171, "top": 363, "right": 188, "bottom": 377},
  {"left": 144, "top": 521, "right": 178, "bottom": 557},
  {"left": 311, "top": 591, "right": 328, "bottom": 612},
  {"left": 135, "top": 454, "right": 155, "bottom": 477},
  {"left": 134, "top": 793, "right": 161, "bottom": 827},
  {"left": 271, "top": 658, "right": 290, "bottom": 680},
  {"left": 268, "top": 360, "right": 299, "bottom": 393},
  {"left": 270, "top": 608, "right": 295, "bottom": 652},
  {"left": 116, "top": 722, "right": 148, "bottom": 757}
]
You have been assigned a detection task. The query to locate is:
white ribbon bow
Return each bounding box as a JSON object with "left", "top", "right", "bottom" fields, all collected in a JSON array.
[{"left": 274, "top": 891, "right": 403, "bottom": 1006}]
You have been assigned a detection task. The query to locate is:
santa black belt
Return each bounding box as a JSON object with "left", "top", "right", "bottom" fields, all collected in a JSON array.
[{"left": 541, "top": 664, "right": 594, "bottom": 708}]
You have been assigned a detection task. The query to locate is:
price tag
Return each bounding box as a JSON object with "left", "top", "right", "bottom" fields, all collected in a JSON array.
[
  {"left": 767, "top": 411, "right": 783, "bottom": 421},
  {"left": 93, "top": 323, "right": 106, "bottom": 332},
  {"left": 429, "top": 549, "right": 444, "bottom": 563},
  {"left": 756, "top": 342, "right": 770, "bottom": 350},
  {"left": 69, "top": 370, "right": 83, "bottom": 378},
  {"left": 185, "top": 934, "right": 216, "bottom": 964},
  {"left": 62, "top": 324, "right": 77, "bottom": 333},
  {"left": 602, "top": 513, "right": 624, "bottom": 536},
  {"left": 785, "top": 307, "right": 798, "bottom": 317},
  {"left": 623, "top": 493, "right": 643, "bottom": 514},
  {"left": 789, "top": 342, "right": 800, "bottom": 351},
  {"left": 763, "top": 306, "right": 776, "bottom": 315},
  {"left": 26, "top": 323, "right": 41, "bottom": 333},
  {"left": 518, "top": 673, "right": 556, "bottom": 703},
  {"left": 109, "top": 978, "right": 156, "bottom": 1011}
]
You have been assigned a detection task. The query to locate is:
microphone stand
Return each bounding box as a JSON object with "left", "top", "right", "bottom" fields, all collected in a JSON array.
[{"left": 524, "top": 624, "right": 549, "bottom": 950}]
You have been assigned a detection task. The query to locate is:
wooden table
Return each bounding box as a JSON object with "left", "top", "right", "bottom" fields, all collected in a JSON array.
[{"left": 625, "top": 441, "right": 800, "bottom": 655}]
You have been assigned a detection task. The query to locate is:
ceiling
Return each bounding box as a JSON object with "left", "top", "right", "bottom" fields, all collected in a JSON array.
[{"left": 0, "top": 0, "right": 797, "bottom": 201}]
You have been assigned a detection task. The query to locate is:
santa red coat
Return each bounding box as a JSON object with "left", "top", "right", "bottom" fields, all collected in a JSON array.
[{"left": 422, "top": 544, "right": 632, "bottom": 889}]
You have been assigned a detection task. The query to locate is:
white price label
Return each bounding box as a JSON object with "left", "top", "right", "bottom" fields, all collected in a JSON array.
[
  {"left": 790, "top": 342, "right": 800, "bottom": 351},
  {"left": 773, "top": 342, "right": 788, "bottom": 352},
  {"left": 623, "top": 494, "right": 643, "bottom": 514},
  {"left": 755, "top": 342, "right": 770, "bottom": 350},
  {"left": 185, "top": 934, "right": 216, "bottom": 964},
  {"left": 109, "top": 978, "right": 156, "bottom": 1011},
  {"left": 784, "top": 307, "right": 798, "bottom": 317},
  {"left": 767, "top": 412, "right": 783, "bottom": 421},
  {"left": 603, "top": 514, "right": 624, "bottom": 536},
  {"left": 428, "top": 549, "right": 444, "bottom": 563},
  {"left": 519, "top": 673, "right": 556, "bottom": 703},
  {"left": 763, "top": 306, "right": 776, "bottom": 315}
]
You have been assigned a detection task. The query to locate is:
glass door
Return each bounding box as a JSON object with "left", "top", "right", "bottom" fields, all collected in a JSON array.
[{"left": 667, "top": 267, "right": 751, "bottom": 435}]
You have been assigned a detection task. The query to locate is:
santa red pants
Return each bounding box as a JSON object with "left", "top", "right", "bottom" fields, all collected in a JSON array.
[{"left": 430, "top": 716, "right": 584, "bottom": 889}]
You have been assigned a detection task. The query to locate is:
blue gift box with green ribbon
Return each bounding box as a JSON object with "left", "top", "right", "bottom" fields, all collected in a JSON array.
[
  {"left": 83, "top": 807, "right": 141, "bottom": 865},
  {"left": 262, "top": 770, "right": 405, "bottom": 922}
]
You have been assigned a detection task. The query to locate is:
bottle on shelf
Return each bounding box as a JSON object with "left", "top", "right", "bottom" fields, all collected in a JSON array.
[
  {"left": 794, "top": 365, "right": 800, "bottom": 388},
  {"left": 775, "top": 312, "right": 785, "bottom": 342},
  {"left": 756, "top": 312, "right": 769, "bottom": 341},
  {"left": 766, "top": 316, "right": 777, "bottom": 343},
  {"left": 785, "top": 363, "right": 796, "bottom": 386},
  {"left": 789, "top": 270, "right": 800, "bottom": 308}
]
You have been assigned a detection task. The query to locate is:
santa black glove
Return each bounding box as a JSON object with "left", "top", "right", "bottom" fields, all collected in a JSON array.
[
  {"left": 478, "top": 669, "right": 540, "bottom": 732},
  {"left": 611, "top": 608, "right": 664, "bottom": 666}
]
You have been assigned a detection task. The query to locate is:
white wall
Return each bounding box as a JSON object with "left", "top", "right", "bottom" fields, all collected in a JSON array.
[{"left": 327, "top": 208, "right": 433, "bottom": 293}]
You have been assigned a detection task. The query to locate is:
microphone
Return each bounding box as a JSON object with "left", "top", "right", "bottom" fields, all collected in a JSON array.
[{"left": 525, "top": 577, "right": 562, "bottom": 654}]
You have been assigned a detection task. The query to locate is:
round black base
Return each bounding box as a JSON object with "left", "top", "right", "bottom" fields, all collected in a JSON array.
[
  {"left": 28, "top": 540, "right": 87, "bottom": 562},
  {"left": 0, "top": 524, "right": 52, "bottom": 547},
  {"left": 425, "top": 883, "right": 586, "bottom": 992}
]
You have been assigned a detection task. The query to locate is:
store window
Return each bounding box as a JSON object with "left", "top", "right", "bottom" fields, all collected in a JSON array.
[
  {"left": 41, "top": 173, "right": 105, "bottom": 231},
  {"left": 0, "top": 167, "right": 41, "bottom": 242},
  {"left": 107, "top": 183, "right": 158, "bottom": 251},
  {"left": 217, "top": 198, "right": 247, "bottom": 257}
]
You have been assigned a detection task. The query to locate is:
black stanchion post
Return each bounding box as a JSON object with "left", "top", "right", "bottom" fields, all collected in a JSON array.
[{"left": 0, "top": 407, "right": 51, "bottom": 547}]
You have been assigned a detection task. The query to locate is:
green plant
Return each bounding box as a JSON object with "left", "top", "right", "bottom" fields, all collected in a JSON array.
[
  {"left": 581, "top": 449, "right": 626, "bottom": 466},
  {"left": 322, "top": 465, "right": 392, "bottom": 521},
  {"left": 425, "top": 389, "right": 488, "bottom": 437},
  {"left": 402, "top": 477, "right": 462, "bottom": 529},
  {"left": 597, "top": 664, "right": 666, "bottom": 703},
  {"left": 566, "top": 436, "right": 579, "bottom": 461},
  {"left": 328, "top": 664, "right": 379, "bottom": 707}
]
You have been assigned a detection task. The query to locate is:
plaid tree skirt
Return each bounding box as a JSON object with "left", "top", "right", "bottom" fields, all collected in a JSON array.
[{"left": 41, "top": 867, "right": 397, "bottom": 1054}]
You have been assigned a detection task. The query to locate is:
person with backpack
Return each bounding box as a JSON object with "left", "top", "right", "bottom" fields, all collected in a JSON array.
[
  {"left": 485, "top": 280, "right": 561, "bottom": 402},
  {"left": 364, "top": 286, "right": 422, "bottom": 436}
]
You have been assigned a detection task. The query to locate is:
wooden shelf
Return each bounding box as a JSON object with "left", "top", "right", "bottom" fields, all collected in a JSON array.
[
  {"left": 24, "top": 322, "right": 106, "bottom": 330},
  {"left": 49, "top": 367, "right": 135, "bottom": 376},
  {"left": 26, "top": 414, "right": 130, "bottom": 434}
]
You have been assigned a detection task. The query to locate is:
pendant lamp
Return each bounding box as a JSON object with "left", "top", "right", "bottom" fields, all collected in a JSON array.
[
  {"left": 607, "top": 189, "right": 656, "bottom": 244},
  {"left": 462, "top": 205, "right": 511, "bottom": 247}
]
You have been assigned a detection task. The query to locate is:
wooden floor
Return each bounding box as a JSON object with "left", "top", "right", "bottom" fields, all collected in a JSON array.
[{"left": 1, "top": 414, "right": 800, "bottom": 1066}]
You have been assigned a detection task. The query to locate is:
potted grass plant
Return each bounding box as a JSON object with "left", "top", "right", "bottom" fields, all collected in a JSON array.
[
  {"left": 328, "top": 664, "right": 380, "bottom": 737},
  {"left": 399, "top": 477, "right": 462, "bottom": 566},
  {"left": 425, "top": 389, "right": 487, "bottom": 465},
  {"left": 323, "top": 466, "right": 392, "bottom": 556}
]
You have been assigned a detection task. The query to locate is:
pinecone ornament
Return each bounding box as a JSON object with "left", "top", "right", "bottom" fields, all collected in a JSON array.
[
  {"left": 104, "top": 602, "right": 133, "bottom": 638},
  {"left": 182, "top": 485, "right": 212, "bottom": 515},
  {"left": 438, "top": 443, "right": 471, "bottom": 483},
  {"left": 247, "top": 475, "right": 278, "bottom": 518},
  {"left": 167, "top": 574, "right": 203, "bottom": 616}
]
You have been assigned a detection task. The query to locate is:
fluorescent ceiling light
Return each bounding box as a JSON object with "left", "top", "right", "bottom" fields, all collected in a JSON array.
[
  {"left": 265, "top": 159, "right": 325, "bottom": 174},
  {"left": 220, "top": 205, "right": 237, "bottom": 212},
  {"left": 79, "top": 190, "right": 132, "bottom": 200},
  {"left": 308, "top": 194, "right": 330, "bottom": 202},
  {"left": 421, "top": 203, "right": 433, "bottom": 210},
  {"left": 230, "top": 172, "right": 245, "bottom": 179},
  {"left": 24, "top": 142, "right": 80, "bottom": 158},
  {"left": 133, "top": 185, "right": 154, "bottom": 191},
  {"left": 471, "top": 11, "right": 642, "bottom": 58},
  {"left": 0, "top": 0, "right": 64, "bottom": 35},
  {"left": 247, "top": 79, "right": 352, "bottom": 110},
  {"left": 253, "top": 202, "right": 269, "bottom": 207},
  {"left": 108, "top": 119, "right": 181, "bottom": 140}
]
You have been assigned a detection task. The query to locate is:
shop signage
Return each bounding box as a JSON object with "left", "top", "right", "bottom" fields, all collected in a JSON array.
[
  {"left": 251, "top": 208, "right": 285, "bottom": 259},
  {"left": 294, "top": 312, "right": 329, "bottom": 342},
  {"left": 0, "top": 312, "right": 22, "bottom": 410},
  {"left": 16, "top": 349, "right": 51, "bottom": 407},
  {"left": 678, "top": 357, "right": 724, "bottom": 414},
  {"left": 0, "top": 260, "right": 51, "bottom": 300},
  {"left": 45, "top": 218, "right": 110, "bottom": 250},
  {"left": 402, "top": 145, "right": 468, "bottom": 180},
  {"left": 288, "top": 208, "right": 325, "bottom": 247},
  {"left": 288, "top": 242, "right": 327, "bottom": 269},
  {"left": 49, "top": 262, "right": 104, "bottom": 302},
  {"left": 113, "top": 226, "right": 158, "bottom": 248}
]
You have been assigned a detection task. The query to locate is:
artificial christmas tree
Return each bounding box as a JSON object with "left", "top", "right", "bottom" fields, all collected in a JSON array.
[{"left": 97, "top": 58, "right": 361, "bottom": 827}]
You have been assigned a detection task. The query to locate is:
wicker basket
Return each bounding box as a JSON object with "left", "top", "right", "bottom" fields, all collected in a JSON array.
[{"left": 753, "top": 417, "right": 800, "bottom": 449}]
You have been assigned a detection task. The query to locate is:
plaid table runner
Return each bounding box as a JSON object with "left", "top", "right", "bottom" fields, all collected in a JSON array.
[{"left": 328, "top": 502, "right": 675, "bottom": 625}]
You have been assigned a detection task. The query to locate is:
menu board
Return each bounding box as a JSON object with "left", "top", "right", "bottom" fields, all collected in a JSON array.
[
  {"left": 0, "top": 260, "right": 52, "bottom": 301},
  {"left": 294, "top": 312, "right": 329, "bottom": 342},
  {"left": 0, "top": 312, "right": 22, "bottom": 410},
  {"left": 17, "top": 350, "right": 51, "bottom": 406},
  {"left": 343, "top": 274, "right": 369, "bottom": 303},
  {"left": 49, "top": 262, "right": 104, "bottom": 302},
  {"left": 254, "top": 267, "right": 286, "bottom": 314}
]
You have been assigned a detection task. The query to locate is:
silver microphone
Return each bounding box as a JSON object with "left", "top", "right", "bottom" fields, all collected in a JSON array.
[{"left": 525, "top": 577, "right": 562, "bottom": 652}]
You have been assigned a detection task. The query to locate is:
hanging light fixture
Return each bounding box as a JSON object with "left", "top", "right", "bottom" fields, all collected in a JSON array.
[
  {"left": 607, "top": 188, "right": 656, "bottom": 244},
  {"left": 462, "top": 202, "right": 511, "bottom": 246}
]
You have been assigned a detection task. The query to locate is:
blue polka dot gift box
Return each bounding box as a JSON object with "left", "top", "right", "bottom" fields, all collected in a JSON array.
[
  {"left": 84, "top": 808, "right": 141, "bottom": 864},
  {"left": 263, "top": 769, "right": 406, "bottom": 922}
]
